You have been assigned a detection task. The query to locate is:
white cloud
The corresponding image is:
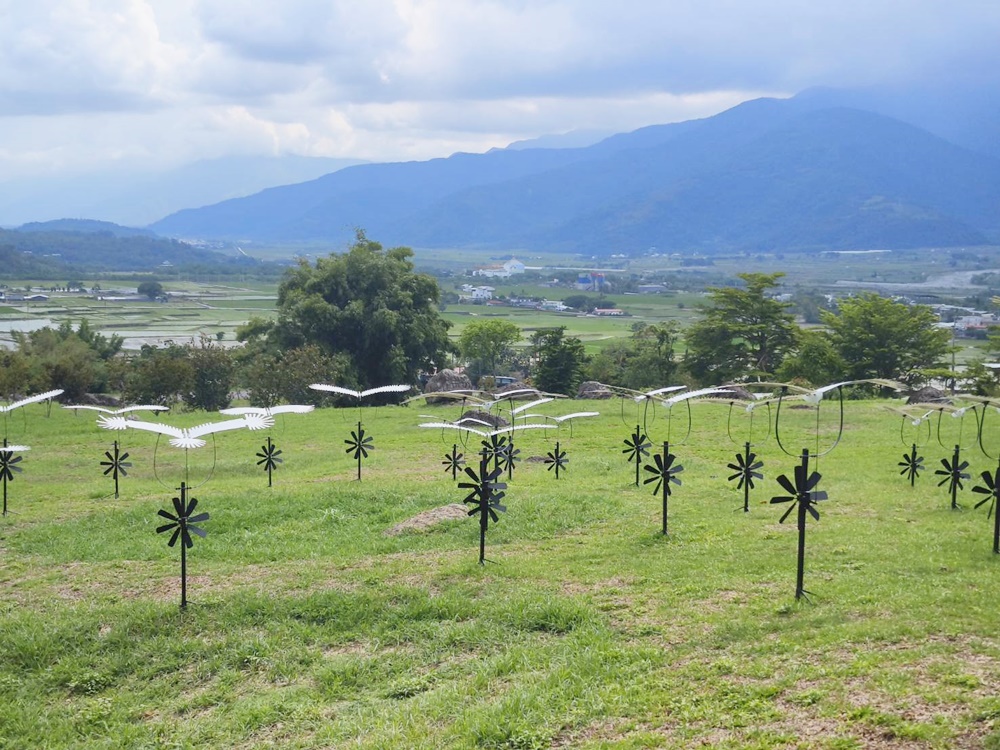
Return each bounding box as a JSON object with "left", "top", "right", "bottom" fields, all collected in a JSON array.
[{"left": 0, "top": 0, "right": 997, "bottom": 181}]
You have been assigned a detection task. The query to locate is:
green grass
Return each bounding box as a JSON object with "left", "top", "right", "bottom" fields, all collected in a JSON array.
[{"left": 2, "top": 399, "right": 1000, "bottom": 748}]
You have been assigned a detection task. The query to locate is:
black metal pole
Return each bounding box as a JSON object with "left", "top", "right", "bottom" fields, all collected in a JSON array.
[
  {"left": 113, "top": 441, "right": 121, "bottom": 498},
  {"left": 796, "top": 449, "right": 809, "bottom": 600},
  {"left": 635, "top": 425, "right": 642, "bottom": 487},
  {"left": 909, "top": 444, "right": 918, "bottom": 487},
  {"left": 179, "top": 482, "right": 188, "bottom": 609},
  {"left": 952, "top": 444, "right": 961, "bottom": 509},
  {"left": 479, "top": 452, "right": 488, "bottom": 565},
  {"left": 743, "top": 441, "right": 752, "bottom": 512},
  {"left": 662, "top": 442, "right": 669, "bottom": 536},
  {"left": 554, "top": 441, "right": 561, "bottom": 479},
  {"left": 2, "top": 438, "right": 7, "bottom": 516},
  {"left": 267, "top": 436, "right": 274, "bottom": 487},
  {"left": 451, "top": 444, "right": 459, "bottom": 480},
  {"left": 356, "top": 421, "right": 363, "bottom": 481}
]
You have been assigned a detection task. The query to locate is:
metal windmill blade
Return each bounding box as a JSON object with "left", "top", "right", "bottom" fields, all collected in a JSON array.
[
  {"left": 100, "top": 440, "right": 132, "bottom": 499},
  {"left": 898, "top": 445, "right": 924, "bottom": 487},
  {"left": 544, "top": 441, "right": 568, "bottom": 479},
  {"left": 769, "top": 450, "right": 828, "bottom": 600},
  {"left": 442, "top": 444, "right": 465, "bottom": 480},
  {"left": 623, "top": 425, "right": 651, "bottom": 487},
  {"left": 458, "top": 452, "right": 508, "bottom": 564},
  {"left": 345, "top": 421, "right": 373, "bottom": 480},
  {"left": 0, "top": 441, "right": 27, "bottom": 517},
  {"left": 935, "top": 447, "right": 970, "bottom": 509},
  {"left": 643, "top": 442, "right": 683, "bottom": 535},
  {"left": 972, "top": 464, "right": 1000, "bottom": 554},
  {"left": 727, "top": 442, "right": 764, "bottom": 513},
  {"left": 256, "top": 436, "right": 283, "bottom": 487},
  {"left": 155, "top": 482, "right": 209, "bottom": 608}
]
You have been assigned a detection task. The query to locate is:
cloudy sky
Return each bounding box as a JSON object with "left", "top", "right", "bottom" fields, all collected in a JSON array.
[{"left": 2, "top": 0, "right": 999, "bottom": 182}]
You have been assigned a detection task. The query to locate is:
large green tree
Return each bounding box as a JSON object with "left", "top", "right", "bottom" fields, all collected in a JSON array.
[
  {"left": 684, "top": 272, "right": 798, "bottom": 384},
  {"left": 263, "top": 231, "right": 453, "bottom": 388},
  {"left": 530, "top": 327, "right": 587, "bottom": 395},
  {"left": 823, "top": 293, "right": 950, "bottom": 385},
  {"left": 587, "top": 322, "right": 680, "bottom": 390},
  {"left": 458, "top": 319, "right": 522, "bottom": 382}
]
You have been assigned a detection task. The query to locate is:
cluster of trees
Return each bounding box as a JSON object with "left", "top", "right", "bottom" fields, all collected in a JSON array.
[{"left": 0, "top": 237, "right": 966, "bottom": 408}]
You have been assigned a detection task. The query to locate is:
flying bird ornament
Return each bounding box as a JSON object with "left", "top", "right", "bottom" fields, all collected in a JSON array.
[{"left": 98, "top": 413, "right": 274, "bottom": 449}]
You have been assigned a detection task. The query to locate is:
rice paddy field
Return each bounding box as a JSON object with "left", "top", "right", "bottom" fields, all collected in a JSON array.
[{"left": 2, "top": 396, "right": 1000, "bottom": 748}]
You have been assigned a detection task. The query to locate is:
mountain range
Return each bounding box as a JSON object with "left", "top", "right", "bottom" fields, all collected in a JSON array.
[{"left": 148, "top": 87, "right": 1000, "bottom": 254}]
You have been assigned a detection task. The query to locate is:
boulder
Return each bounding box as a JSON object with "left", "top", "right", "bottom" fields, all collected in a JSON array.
[
  {"left": 906, "top": 386, "right": 949, "bottom": 405},
  {"left": 577, "top": 381, "right": 613, "bottom": 399},
  {"left": 458, "top": 409, "right": 509, "bottom": 429}
]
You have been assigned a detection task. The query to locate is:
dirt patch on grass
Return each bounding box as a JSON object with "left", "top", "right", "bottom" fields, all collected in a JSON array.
[{"left": 383, "top": 503, "right": 469, "bottom": 536}]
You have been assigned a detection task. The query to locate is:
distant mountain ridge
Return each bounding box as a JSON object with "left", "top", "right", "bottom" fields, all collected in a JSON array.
[{"left": 150, "top": 90, "right": 1000, "bottom": 253}]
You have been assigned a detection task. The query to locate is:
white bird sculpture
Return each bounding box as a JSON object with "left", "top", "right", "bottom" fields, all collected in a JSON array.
[
  {"left": 98, "top": 413, "right": 274, "bottom": 449},
  {"left": 0, "top": 390, "right": 64, "bottom": 413},
  {"left": 219, "top": 405, "right": 315, "bottom": 417},
  {"left": 418, "top": 422, "right": 556, "bottom": 438},
  {"left": 309, "top": 384, "right": 411, "bottom": 400},
  {"left": 63, "top": 404, "right": 169, "bottom": 415}
]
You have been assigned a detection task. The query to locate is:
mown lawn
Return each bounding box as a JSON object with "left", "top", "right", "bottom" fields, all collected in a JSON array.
[{"left": 1, "top": 397, "right": 999, "bottom": 748}]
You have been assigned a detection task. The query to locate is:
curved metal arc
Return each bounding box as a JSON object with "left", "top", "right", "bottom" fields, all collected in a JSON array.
[
  {"left": 726, "top": 399, "right": 773, "bottom": 447},
  {"left": 774, "top": 386, "right": 845, "bottom": 458},
  {"left": 934, "top": 404, "right": 980, "bottom": 451},
  {"left": 151, "top": 433, "right": 218, "bottom": 490}
]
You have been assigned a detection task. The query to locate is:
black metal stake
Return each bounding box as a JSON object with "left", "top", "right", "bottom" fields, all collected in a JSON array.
[
  {"left": 478, "top": 454, "right": 488, "bottom": 564},
  {"left": 795, "top": 450, "right": 809, "bottom": 600}
]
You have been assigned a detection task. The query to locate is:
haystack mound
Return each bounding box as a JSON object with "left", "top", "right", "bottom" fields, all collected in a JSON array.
[{"left": 424, "top": 370, "right": 474, "bottom": 403}]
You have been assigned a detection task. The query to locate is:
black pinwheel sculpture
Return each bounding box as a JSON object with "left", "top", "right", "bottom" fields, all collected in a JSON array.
[
  {"left": 727, "top": 442, "right": 763, "bottom": 513},
  {"left": 500, "top": 438, "right": 520, "bottom": 480},
  {"left": 0, "top": 441, "right": 26, "bottom": 517},
  {"left": 623, "top": 425, "right": 651, "bottom": 487},
  {"left": 482, "top": 433, "right": 509, "bottom": 473},
  {"left": 256, "top": 436, "right": 283, "bottom": 487},
  {"left": 935, "top": 446, "right": 970, "bottom": 509},
  {"left": 898, "top": 444, "right": 924, "bottom": 487},
  {"left": 100, "top": 440, "right": 132, "bottom": 499},
  {"left": 644, "top": 442, "right": 683, "bottom": 535},
  {"left": 345, "top": 421, "right": 373, "bottom": 480},
  {"left": 156, "top": 482, "right": 210, "bottom": 608},
  {"left": 443, "top": 444, "right": 465, "bottom": 480},
  {"left": 770, "top": 450, "right": 827, "bottom": 601},
  {"left": 544, "top": 441, "right": 568, "bottom": 479},
  {"left": 972, "top": 464, "right": 1000, "bottom": 554},
  {"left": 458, "top": 452, "right": 507, "bottom": 565}
]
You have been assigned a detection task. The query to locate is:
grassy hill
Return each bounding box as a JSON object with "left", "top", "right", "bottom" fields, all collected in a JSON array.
[{"left": 2, "top": 398, "right": 999, "bottom": 747}]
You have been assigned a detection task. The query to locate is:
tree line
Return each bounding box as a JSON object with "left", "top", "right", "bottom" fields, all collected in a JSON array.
[{"left": 0, "top": 236, "right": 974, "bottom": 408}]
